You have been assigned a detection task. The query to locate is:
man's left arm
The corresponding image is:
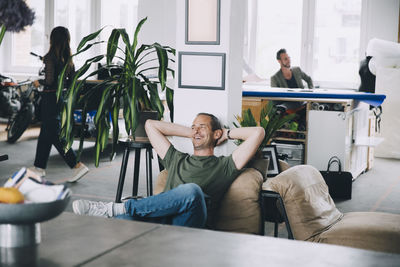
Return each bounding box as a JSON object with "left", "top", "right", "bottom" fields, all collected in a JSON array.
[
  {"left": 300, "top": 69, "right": 314, "bottom": 89},
  {"left": 218, "top": 127, "right": 265, "bottom": 170}
]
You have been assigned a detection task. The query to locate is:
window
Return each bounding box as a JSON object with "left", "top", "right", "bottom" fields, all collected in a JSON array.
[
  {"left": 247, "top": 0, "right": 362, "bottom": 88},
  {"left": 5, "top": 0, "right": 46, "bottom": 74},
  {"left": 54, "top": 0, "right": 139, "bottom": 69},
  {"left": 253, "top": 0, "right": 303, "bottom": 80},
  {"left": 0, "top": 0, "right": 138, "bottom": 76},
  {"left": 311, "top": 0, "right": 361, "bottom": 86},
  {"left": 100, "top": 0, "right": 139, "bottom": 56},
  {"left": 54, "top": 0, "right": 93, "bottom": 69}
]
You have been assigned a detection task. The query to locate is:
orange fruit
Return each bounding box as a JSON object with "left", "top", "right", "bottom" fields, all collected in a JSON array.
[{"left": 0, "top": 187, "right": 25, "bottom": 204}]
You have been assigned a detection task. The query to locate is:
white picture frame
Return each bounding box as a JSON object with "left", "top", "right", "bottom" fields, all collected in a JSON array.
[
  {"left": 185, "top": 0, "right": 220, "bottom": 45},
  {"left": 178, "top": 52, "right": 225, "bottom": 90}
]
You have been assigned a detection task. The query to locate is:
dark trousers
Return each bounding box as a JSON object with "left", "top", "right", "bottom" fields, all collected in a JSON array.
[{"left": 34, "top": 92, "right": 77, "bottom": 169}]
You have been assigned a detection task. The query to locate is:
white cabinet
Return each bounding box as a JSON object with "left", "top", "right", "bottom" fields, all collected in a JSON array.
[
  {"left": 242, "top": 94, "right": 373, "bottom": 178},
  {"left": 306, "top": 101, "right": 369, "bottom": 178}
]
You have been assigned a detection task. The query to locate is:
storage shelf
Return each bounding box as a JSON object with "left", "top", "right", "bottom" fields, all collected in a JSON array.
[
  {"left": 276, "top": 129, "right": 306, "bottom": 134},
  {"left": 273, "top": 137, "right": 306, "bottom": 142}
]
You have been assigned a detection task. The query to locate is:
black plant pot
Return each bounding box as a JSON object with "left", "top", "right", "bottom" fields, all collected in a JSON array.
[{"left": 134, "top": 110, "right": 159, "bottom": 138}]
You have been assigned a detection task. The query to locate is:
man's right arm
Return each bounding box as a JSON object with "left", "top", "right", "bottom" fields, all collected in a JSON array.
[{"left": 145, "top": 120, "right": 192, "bottom": 160}]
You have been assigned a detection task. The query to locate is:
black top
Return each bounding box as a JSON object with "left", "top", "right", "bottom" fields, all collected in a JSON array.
[
  {"left": 285, "top": 74, "right": 299, "bottom": 88},
  {"left": 39, "top": 52, "right": 75, "bottom": 91}
]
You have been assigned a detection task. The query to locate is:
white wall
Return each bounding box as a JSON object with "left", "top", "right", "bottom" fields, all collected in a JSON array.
[
  {"left": 360, "top": 0, "right": 400, "bottom": 58},
  {"left": 137, "top": 0, "right": 176, "bottom": 48},
  {"left": 172, "top": 0, "right": 245, "bottom": 155}
]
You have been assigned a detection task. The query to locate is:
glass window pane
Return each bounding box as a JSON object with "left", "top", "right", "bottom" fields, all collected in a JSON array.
[
  {"left": 100, "top": 0, "right": 139, "bottom": 56},
  {"left": 54, "top": 0, "right": 93, "bottom": 69},
  {"left": 313, "top": 0, "right": 361, "bottom": 84},
  {"left": 255, "top": 0, "right": 303, "bottom": 79},
  {"left": 11, "top": 0, "right": 46, "bottom": 68}
]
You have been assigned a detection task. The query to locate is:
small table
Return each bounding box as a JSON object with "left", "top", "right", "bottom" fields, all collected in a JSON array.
[{"left": 115, "top": 138, "right": 154, "bottom": 202}]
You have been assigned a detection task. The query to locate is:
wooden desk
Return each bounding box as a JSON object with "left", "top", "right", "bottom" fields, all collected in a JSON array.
[
  {"left": 241, "top": 87, "right": 385, "bottom": 178},
  {"left": 2, "top": 212, "right": 400, "bottom": 266}
]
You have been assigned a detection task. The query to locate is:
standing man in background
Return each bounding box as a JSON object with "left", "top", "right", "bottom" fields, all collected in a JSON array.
[{"left": 271, "top": 48, "right": 313, "bottom": 89}]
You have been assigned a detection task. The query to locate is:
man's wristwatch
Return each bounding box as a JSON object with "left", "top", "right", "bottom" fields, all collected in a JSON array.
[{"left": 227, "top": 129, "right": 233, "bottom": 140}]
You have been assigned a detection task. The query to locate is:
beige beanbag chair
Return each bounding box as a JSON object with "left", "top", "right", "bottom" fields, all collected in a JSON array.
[
  {"left": 264, "top": 165, "right": 400, "bottom": 254},
  {"left": 155, "top": 168, "right": 264, "bottom": 234}
]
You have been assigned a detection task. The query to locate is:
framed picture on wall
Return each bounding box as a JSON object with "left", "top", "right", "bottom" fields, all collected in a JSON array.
[
  {"left": 262, "top": 145, "right": 281, "bottom": 177},
  {"left": 185, "top": 0, "right": 220, "bottom": 44},
  {"left": 178, "top": 51, "right": 225, "bottom": 90}
]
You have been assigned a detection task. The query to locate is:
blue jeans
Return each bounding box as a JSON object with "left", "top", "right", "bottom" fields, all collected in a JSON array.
[{"left": 115, "top": 183, "right": 207, "bottom": 228}]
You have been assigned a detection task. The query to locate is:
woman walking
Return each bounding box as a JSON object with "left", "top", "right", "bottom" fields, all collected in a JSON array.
[{"left": 31, "top": 26, "right": 88, "bottom": 182}]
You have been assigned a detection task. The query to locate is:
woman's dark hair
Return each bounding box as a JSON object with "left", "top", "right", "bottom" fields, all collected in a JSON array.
[
  {"left": 49, "top": 26, "right": 73, "bottom": 68},
  {"left": 197, "top": 112, "right": 222, "bottom": 131}
]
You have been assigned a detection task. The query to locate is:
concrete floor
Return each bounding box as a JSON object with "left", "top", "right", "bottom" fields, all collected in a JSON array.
[{"left": 1, "top": 123, "right": 400, "bottom": 238}]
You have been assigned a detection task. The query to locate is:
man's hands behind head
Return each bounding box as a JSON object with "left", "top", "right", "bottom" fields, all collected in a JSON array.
[{"left": 215, "top": 128, "right": 228, "bottom": 147}]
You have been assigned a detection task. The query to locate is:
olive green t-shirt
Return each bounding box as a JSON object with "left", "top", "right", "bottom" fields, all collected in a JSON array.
[{"left": 162, "top": 145, "right": 241, "bottom": 223}]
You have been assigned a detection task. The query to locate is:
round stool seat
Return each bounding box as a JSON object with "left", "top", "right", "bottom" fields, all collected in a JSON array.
[{"left": 118, "top": 138, "right": 152, "bottom": 149}]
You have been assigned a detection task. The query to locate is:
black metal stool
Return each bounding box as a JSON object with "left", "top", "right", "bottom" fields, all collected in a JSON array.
[
  {"left": 260, "top": 190, "right": 294, "bottom": 239},
  {"left": 115, "top": 139, "right": 154, "bottom": 203}
]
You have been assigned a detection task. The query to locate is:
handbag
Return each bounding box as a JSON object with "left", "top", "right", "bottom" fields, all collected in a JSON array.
[{"left": 320, "top": 156, "right": 353, "bottom": 199}]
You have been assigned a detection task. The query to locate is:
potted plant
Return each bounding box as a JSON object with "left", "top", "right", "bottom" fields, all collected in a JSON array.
[
  {"left": 56, "top": 17, "right": 175, "bottom": 166},
  {"left": 233, "top": 101, "right": 298, "bottom": 177}
]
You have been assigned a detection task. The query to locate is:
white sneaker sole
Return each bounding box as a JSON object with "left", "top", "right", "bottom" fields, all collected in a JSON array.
[
  {"left": 68, "top": 167, "right": 89, "bottom": 183},
  {"left": 72, "top": 200, "right": 83, "bottom": 215}
]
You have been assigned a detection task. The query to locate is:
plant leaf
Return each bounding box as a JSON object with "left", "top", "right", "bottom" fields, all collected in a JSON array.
[
  {"left": 94, "top": 84, "right": 112, "bottom": 124},
  {"left": 132, "top": 17, "right": 147, "bottom": 53},
  {"left": 166, "top": 86, "right": 174, "bottom": 122},
  {"left": 117, "top": 28, "right": 133, "bottom": 64},
  {"left": 154, "top": 42, "right": 168, "bottom": 90},
  {"left": 147, "top": 82, "right": 164, "bottom": 120},
  {"left": 110, "top": 98, "right": 120, "bottom": 160},
  {"left": 77, "top": 27, "right": 104, "bottom": 52},
  {"left": 74, "top": 41, "right": 104, "bottom": 57},
  {"left": 0, "top": 25, "right": 6, "bottom": 46},
  {"left": 107, "top": 29, "right": 120, "bottom": 65}
]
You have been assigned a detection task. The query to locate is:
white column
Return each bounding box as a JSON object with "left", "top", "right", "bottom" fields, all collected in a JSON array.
[{"left": 173, "top": 0, "right": 246, "bottom": 155}]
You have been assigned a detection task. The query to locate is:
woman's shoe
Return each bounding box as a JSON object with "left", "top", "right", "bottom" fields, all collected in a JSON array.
[
  {"left": 28, "top": 166, "right": 46, "bottom": 178},
  {"left": 68, "top": 163, "right": 89, "bottom": 183}
]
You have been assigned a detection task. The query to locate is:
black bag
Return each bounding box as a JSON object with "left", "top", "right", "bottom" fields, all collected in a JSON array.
[{"left": 320, "top": 156, "right": 353, "bottom": 200}]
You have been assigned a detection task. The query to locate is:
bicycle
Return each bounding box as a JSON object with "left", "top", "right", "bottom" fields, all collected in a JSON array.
[{"left": 6, "top": 80, "right": 42, "bottom": 143}]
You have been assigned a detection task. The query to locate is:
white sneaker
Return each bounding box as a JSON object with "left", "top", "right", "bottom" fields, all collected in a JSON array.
[
  {"left": 28, "top": 166, "right": 46, "bottom": 178},
  {"left": 72, "top": 199, "right": 113, "bottom": 218},
  {"left": 19, "top": 178, "right": 68, "bottom": 202},
  {"left": 4, "top": 167, "right": 69, "bottom": 202},
  {"left": 68, "top": 163, "right": 89, "bottom": 183}
]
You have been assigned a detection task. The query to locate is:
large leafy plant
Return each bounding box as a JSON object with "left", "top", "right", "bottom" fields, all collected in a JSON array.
[
  {"left": 233, "top": 101, "right": 297, "bottom": 149},
  {"left": 56, "top": 17, "right": 175, "bottom": 166}
]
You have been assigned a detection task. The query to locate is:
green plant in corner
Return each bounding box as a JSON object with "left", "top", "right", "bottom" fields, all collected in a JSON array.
[
  {"left": 56, "top": 17, "right": 175, "bottom": 166},
  {"left": 233, "top": 101, "right": 297, "bottom": 150}
]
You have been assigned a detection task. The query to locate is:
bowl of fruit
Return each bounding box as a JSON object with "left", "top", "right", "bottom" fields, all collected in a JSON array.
[{"left": 0, "top": 168, "right": 71, "bottom": 247}]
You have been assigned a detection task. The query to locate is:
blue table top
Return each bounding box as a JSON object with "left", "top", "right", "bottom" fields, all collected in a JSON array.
[{"left": 242, "top": 88, "right": 386, "bottom": 107}]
